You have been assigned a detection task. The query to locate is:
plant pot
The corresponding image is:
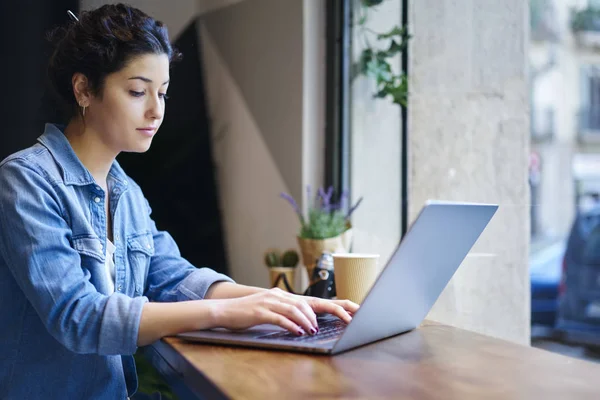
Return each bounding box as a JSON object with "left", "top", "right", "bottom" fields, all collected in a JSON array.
[
  {"left": 297, "top": 229, "right": 353, "bottom": 284},
  {"left": 269, "top": 267, "right": 296, "bottom": 293}
]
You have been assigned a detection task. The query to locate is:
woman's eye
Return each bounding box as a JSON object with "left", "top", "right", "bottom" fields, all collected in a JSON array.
[
  {"left": 130, "top": 90, "right": 144, "bottom": 97},
  {"left": 159, "top": 93, "right": 169, "bottom": 100}
]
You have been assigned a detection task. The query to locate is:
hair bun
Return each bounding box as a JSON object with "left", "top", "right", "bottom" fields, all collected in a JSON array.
[{"left": 45, "top": 4, "right": 181, "bottom": 122}]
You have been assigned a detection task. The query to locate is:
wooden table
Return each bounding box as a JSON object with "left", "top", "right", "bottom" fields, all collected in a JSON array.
[{"left": 144, "top": 321, "right": 600, "bottom": 399}]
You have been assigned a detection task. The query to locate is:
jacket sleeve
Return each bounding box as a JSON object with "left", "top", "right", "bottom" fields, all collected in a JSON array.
[
  {"left": 0, "top": 159, "right": 147, "bottom": 356},
  {"left": 142, "top": 198, "right": 235, "bottom": 303}
]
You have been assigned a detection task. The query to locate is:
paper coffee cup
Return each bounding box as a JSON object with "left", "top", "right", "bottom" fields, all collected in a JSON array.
[{"left": 332, "top": 253, "right": 380, "bottom": 304}]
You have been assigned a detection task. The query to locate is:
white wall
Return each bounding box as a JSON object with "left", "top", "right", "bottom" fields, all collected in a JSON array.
[{"left": 199, "top": 0, "right": 325, "bottom": 289}]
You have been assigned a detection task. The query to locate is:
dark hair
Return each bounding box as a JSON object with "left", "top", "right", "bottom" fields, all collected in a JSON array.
[{"left": 47, "top": 3, "right": 182, "bottom": 120}]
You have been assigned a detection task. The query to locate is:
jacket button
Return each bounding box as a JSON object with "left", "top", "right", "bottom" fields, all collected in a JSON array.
[{"left": 94, "top": 197, "right": 101, "bottom": 203}]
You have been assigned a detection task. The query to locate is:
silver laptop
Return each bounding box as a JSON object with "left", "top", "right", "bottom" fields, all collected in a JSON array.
[{"left": 177, "top": 200, "right": 498, "bottom": 355}]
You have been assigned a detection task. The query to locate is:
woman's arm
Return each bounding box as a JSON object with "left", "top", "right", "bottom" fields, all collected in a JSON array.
[
  {"left": 141, "top": 196, "right": 236, "bottom": 303},
  {"left": 137, "top": 300, "right": 218, "bottom": 346},
  {"left": 137, "top": 288, "right": 360, "bottom": 346},
  {"left": 204, "top": 282, "right": 267, "bottom": 299}
]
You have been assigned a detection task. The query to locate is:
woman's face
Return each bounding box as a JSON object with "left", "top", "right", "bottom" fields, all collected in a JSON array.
[{"left": 85, "top": 53, "right": 170, "bottom": 154}]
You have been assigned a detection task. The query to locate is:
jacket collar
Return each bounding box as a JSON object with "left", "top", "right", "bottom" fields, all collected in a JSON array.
[{"left": 37, "top": 123, "right": 129, "bottom": 187}]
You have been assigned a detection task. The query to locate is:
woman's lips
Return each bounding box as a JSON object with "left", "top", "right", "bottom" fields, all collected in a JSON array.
[{"left": 137, "top": 128, "right": 156, "bottom": 137}]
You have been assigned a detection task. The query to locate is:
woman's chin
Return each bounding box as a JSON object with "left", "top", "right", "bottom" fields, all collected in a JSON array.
[{"left": 126, "top": 140, "right": 153, "bottom": 153}]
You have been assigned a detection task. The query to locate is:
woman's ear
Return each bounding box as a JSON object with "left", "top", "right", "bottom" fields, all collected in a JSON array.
[{"left": 71, "top": 73, "right": 92, "bottom": 107}]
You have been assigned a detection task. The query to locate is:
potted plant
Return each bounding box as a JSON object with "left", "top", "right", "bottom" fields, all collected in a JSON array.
[
  {"left": 280, "top": 186, "right": 362, "bottom": 283},
  {"left": 264, "top": 248, "right": 299, "bottom": 293}
]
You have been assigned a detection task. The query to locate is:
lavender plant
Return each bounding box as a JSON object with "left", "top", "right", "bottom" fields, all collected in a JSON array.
[{"left": 280, "top": 186, "right": 363, "bottom": 240}]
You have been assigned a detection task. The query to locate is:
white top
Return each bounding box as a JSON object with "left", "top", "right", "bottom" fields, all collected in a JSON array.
[{"left": 105, "top": 239, "right": 116, "bottom": 293}]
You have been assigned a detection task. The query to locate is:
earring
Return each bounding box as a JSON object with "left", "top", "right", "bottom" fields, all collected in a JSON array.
[{"left": 80, "top": 103, "right": 86, "bottom": 117}]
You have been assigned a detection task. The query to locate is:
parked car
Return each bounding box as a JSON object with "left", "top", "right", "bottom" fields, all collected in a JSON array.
[
  {"left": 555, "top": 206, "right": 600, "bottom": 346},
  {"left": 530, "top": 242, "right": 564, "bottom": 327}
]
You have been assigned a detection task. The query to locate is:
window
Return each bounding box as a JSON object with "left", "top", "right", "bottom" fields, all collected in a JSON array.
[
  {"left": 579, "top": 66, "right": 600, "bottom": 132},
  {"left": 325, "top": 0, "right": 404, "bottom": 261}
]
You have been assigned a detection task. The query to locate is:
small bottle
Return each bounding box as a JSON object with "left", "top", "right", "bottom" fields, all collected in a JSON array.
[
  {"left": 316, "top": 252, "right": 334, "bottom": 271},
  {"left": 304, "top": 252, "right": 336, "bottom": 299}
]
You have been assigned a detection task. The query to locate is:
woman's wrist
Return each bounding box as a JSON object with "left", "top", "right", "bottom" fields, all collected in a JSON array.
[
  {"left": 201, "top": 298, "right": 225, "bottom": 329},
  {"left": 205, "top": 282, "right": 268, "bottom": 300},
  {"left": 138, "top": 299, "right": 223, "bottom": 346}
]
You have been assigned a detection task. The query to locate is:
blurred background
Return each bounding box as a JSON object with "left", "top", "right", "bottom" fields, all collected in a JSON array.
[
  {"left": 528, "top": 0, "right": 600, "bottom": 363},
  {"left": 3, "top": 0, "right": 600, "bottom": 397}
]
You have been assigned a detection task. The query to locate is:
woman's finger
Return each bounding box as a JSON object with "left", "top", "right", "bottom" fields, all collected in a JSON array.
[
  {"left": 306, "top": 297, "right": 360, "bottom": 315},
  {"left": 330, "top": 299, "right": 360, "bottom": 314},
  {"left": 291, "top": 298, "right": 318, "bottom": 330},
  {"left": 288, "top": 295, "right": 318, "bottom": 329},
  {"left": 309, "top": 299, "right": 353, "bottom": 324},
  {"left": 270, "top": 301, "right": 317, "bottom": 335},
  {"left": 272, "top": 289, "right": 318, "bottom": 330},
  {"left": 263, "top": 310, "right": 306, "bottom": 336}
]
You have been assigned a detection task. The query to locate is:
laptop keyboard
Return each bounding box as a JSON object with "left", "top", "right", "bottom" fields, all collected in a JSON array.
[{"left": 258, "top": 319, "right": 347, "bottom": 342}]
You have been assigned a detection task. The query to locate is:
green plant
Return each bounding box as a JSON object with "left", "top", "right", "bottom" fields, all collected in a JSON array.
[
  {"left": 264, "top": 249, "right": 299, "bottom": 268},
  {"left": 362, "top": 0, "right": 384, "bottom": 5},
  {"left": 134, "top": 352, "right": 178, "bottom": 400},
  {"left": 571, "top": 6, "right": 600, "bottom": 33},
  {"left": 353, "top": 0, "right": 411, "bottom": 106},
  {"left": 264, "top": 249, "right": 281, "bottom": 268},
  {"left": 280, "top": 186, "right": 362, "bottom": 240},
  {"left": 281, "top": 250, "right": 300, "bottom": 268}
]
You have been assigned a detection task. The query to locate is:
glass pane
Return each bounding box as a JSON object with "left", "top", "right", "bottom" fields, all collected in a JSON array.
[
  {"left": 531, "top": 0, "right": 600, "bottom": 357},
  {"left": 583, "top": 226, "right": 600, "bottom": 264},
  {"left": 348, "top": 0, "right": 403, "bottom": 261}
]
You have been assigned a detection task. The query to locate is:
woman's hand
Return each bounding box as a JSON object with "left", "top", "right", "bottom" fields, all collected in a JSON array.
[{"left": 210, "top": 288, "right": 359, "bottom": 336}]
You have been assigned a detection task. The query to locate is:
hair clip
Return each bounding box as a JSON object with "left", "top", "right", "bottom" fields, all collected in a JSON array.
[{"left": 67, "top": 10, "right": 79, "bottom": 22}]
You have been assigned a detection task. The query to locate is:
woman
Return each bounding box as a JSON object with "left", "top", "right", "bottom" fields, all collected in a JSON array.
[{"left": 0, "top": 4, "right": 358, "bottom": 399}]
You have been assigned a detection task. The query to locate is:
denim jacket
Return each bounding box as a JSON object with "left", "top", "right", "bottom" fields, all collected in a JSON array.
[{"left": 0, "top": 123, "right": 234, "bottom": 399}]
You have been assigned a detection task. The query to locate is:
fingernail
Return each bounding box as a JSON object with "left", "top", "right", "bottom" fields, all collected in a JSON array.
[
  {"left": 297, "top": 329, "right": 305, "bottom": 336},
  {"left": 310, "top": 327, "right": 317, "bottom": 335}
]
